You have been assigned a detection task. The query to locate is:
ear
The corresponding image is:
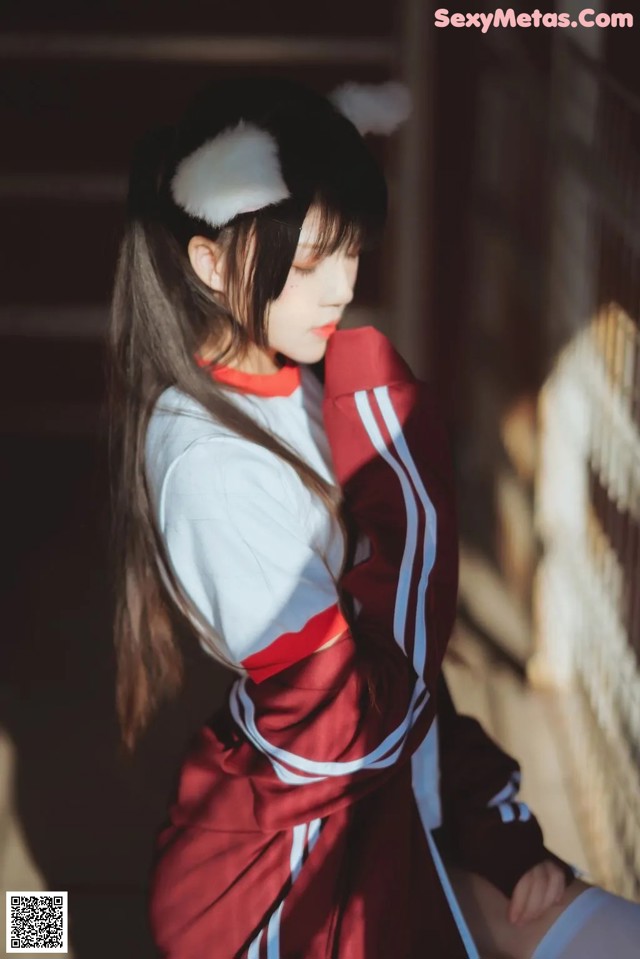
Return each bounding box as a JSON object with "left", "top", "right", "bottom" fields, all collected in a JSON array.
[{"left": 187, "top": 236, "right": 227, "bottom": 293}]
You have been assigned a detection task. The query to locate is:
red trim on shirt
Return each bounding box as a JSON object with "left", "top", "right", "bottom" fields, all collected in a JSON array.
[
  {"left": 195, "top": 353, "right": 301, "bottom": 397},
  {"left": 241, "top": 603, "right": 351, "bottom": 683}
]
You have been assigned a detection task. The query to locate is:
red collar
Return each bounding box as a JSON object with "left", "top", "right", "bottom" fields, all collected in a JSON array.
[{"left": 195, "top": 354, "right": 301, "bottom": 397}]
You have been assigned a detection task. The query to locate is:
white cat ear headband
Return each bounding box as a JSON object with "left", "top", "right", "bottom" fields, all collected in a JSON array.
[{"left": 170, "top": 81, "right": 411, "bottom": 229}]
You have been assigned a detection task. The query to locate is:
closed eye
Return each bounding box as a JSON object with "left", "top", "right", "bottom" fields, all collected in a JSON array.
[{"left": 292, "top": 262, "right": 319, "bottom": 276}]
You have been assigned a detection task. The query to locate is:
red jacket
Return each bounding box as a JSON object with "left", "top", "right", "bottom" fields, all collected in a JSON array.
[{"left": 148, "top": 326, "right": 572, "bottom": 958}]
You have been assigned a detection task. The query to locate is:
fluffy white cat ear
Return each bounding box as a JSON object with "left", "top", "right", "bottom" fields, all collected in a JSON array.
[
  {"left": 330, "top": 81, "right": 412, "bottom": 136},
  {"left": 170, "top": 120, "right": 290, "bottom": 228}
]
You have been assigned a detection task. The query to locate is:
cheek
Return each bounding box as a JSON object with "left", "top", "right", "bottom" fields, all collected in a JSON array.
[
  {"left": 277, "top": 277, "right": 315, "bottom": 304},
  {"left": 284, "top": 274, "right": 310, "bottom": 293},
  {"left": 265, "top": 282, "right": 297, "bottom": 321},
  {"left": 266, "top": 284, "right": 301, "bottom": 327},
  {"left": 275, "top": 278, "right": 301, "bottom": 301}
]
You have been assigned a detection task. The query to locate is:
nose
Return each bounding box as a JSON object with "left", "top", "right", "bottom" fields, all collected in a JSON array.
[{"left": 322, "top": 254, "right": 358, "bottom": 308}]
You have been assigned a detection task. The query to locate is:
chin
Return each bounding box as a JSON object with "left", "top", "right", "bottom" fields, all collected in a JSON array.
[{"left": 278, "top": 338, "right": 328, "bottom": 366}]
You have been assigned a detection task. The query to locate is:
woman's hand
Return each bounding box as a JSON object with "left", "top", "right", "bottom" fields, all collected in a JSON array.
[{"left": 509, "top": 860, "right": 567, "bottom": 925}]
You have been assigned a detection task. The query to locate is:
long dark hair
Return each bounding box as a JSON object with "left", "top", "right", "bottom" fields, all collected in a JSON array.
[{"left": 108, "top": 76, "right": 387, "bottom": 753}]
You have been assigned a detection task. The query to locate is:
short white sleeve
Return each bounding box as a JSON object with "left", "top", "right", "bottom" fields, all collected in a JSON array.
[{"left": 158, "top": 437, "right": 350, "bottom": 682}]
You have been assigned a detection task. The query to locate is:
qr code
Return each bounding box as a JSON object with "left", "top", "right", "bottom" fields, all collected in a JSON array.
[{"left": 6, "top": 892, "right": 68, "bottom": 953}]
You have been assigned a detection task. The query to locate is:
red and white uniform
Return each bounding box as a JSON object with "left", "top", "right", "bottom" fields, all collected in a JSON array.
[{"left": 145, "top": 326, "right": 572, "bottom": 958}]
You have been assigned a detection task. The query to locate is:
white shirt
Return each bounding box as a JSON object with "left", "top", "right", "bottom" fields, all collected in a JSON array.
[{"left": 145, "top": 361, "right": 353, "bottom": 682}]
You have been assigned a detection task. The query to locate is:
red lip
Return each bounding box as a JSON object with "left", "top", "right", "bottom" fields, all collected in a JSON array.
[{"left": 311, "top": 321, "right": 339, "bottom": 338}]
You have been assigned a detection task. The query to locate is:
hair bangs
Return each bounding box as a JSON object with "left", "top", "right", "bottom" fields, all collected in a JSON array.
[
  {"left": 290, "top": 155, "right": 387, "bottom": 261},
  {"left": 302, "top": 200, "right": 369, "bottom": 259}
]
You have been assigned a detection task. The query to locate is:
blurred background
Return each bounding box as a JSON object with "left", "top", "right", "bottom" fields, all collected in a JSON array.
[{"left": 1, "top": 0, "right": 639, "bottom": 955}]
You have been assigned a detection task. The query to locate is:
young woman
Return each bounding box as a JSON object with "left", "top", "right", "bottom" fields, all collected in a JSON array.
[{"left": 108, "top": 75, "right": 640, "bottom": 958}]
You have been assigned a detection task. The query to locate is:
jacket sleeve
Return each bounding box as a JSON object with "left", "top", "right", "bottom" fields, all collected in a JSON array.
[
  {"left": 436, "top": 673, "right": 576, "bottom": 897},
  {"left": 323, "top": 327, "right": 459, "bottom": 693}
]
